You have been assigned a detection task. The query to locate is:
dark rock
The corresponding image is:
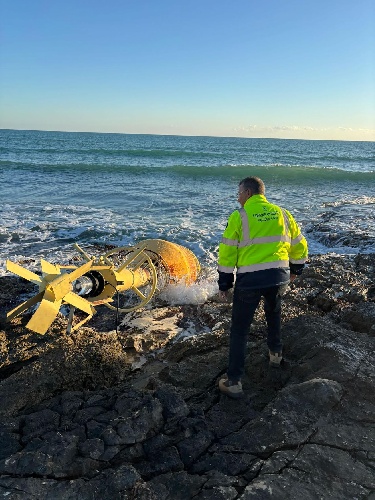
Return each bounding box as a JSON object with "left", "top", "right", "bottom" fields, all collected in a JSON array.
[
  {"left": 341, "top": 303, "right": 375, "bottom": 332},
  {"left": 73, "top": 406, "right": 105, "bottom": 424},
  {"left": 238, "top": 471, "right": 371, "bottom": 499},
  {"left": 0, "top": 463, "right": 141, "bottom": 499},
  {"left": 79, "top": 438, "right": 105, "bottom": 459},
  {"left": 192, "top": 451, "right": 257, "bottom": 476},
  {"left": 177, "top": 430, "right": 214, "bottom": 467},
  {"left": 86, "top": 419, "right": 107, "bottom": 439},
  {"left": 218, "top": 378, "right": 343, "bottom": 455},
  {"left": 60, "top": 396, "right": 83, "bottom": 416},
  {"left": 144, "top": 471, "right": 206, "bottom": 499},
  {"left": 143, "top": 433, "right": 172, "bottom": 457},
  {"left": 155, "top": 383, "right": 189, "bottom": 420},
  {"left": 99, "top": 445, "right": 120, "bottom": 461},
  {"left": 0, "top": 430, "right": 21, "bottom": 460},
  {"left": 21, "top": 409, "right": 60, "bottom": 442},
  {"left": 0, "top": 254, "right": 374, "bottom": 499},
  {"left": 136, "top": 445, "right": 184, "bottom": 478},
  {"left": 197, "top": 486, "right": 238, "bottom": 499}
]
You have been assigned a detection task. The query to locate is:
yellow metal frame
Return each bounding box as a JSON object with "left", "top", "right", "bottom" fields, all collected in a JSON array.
[{"left": 6, "top": 239, "right": 200, "bottom": 335}]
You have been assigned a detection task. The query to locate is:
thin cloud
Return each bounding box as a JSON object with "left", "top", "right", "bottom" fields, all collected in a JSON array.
[{"left": 233, "top": 125, "right": 375, "bottom": 134}]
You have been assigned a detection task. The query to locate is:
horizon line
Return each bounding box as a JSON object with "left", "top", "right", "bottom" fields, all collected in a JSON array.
[{"left": 1, "top": 127, "right": 374, "bottom": 143}]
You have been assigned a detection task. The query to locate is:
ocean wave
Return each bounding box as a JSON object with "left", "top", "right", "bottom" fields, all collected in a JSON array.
[
  {"left": 323, "top": 196, "right": 375, "bottom": 207},
  {"left": 165, "top": 163, "right": 375, "bottom": 181},
  {"left": 305, "top": 204, "right": 375, "bottom": 255},
  {"left": 0, "top": 147, "right": 220, "bottom": 158},
  {"left": 1, "top": 131, "right": 374, "bottom": 270},
  {"left": 1, "top": 160, "right": 374, "bottom": 181}
]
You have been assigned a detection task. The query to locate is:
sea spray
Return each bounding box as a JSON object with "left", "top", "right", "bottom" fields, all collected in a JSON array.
[{"left": 158, "top": 279, "right": 219, "bottom": 306}]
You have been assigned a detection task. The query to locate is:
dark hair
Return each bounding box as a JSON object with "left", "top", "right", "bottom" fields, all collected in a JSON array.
[{"left": 239, "top": 176, "right": 265, "bottom": 195}]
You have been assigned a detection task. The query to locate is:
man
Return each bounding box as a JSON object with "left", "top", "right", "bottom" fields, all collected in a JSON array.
[{"left": 218, "top": 176, "right": 308, "bottom": 399}]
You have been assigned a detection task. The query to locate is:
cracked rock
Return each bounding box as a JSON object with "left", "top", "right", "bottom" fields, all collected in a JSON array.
[{"left": 0, "top": 253, "right": 374, "bottom": 499}]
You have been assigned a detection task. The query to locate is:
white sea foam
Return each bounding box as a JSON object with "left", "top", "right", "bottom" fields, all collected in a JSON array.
[
  {"left": 159, "top": 279, "right": 218, "bottom": 305},
  {"left": 323, "top": 196, "right": 375, "bottom": 207}
]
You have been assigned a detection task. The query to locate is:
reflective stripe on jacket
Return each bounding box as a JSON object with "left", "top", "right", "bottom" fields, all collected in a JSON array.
[{"left": 218, "top": 194, "right": 308, "bottom": 274}]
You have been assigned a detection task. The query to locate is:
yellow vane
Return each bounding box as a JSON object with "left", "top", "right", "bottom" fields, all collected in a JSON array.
[{"left": 6, "top": 239, "right": 200, "bottom": 335}]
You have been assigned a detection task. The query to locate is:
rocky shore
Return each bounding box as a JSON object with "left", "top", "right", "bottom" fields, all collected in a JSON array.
[{"left": 0, "top": 253, "right": 374, "bottom": 499}]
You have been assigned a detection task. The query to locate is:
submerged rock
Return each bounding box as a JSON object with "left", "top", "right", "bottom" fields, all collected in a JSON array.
[{"left": 0, "top": 254, "right": 374, "bottom": 499}]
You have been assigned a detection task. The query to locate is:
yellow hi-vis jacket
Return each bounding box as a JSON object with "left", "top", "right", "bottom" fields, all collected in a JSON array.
[{"left": 218, "top": 194, "right": 308, "bottom": 275}]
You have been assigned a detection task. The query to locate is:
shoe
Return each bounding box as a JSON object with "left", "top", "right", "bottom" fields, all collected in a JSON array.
[
  {"left": 269, "top": 351, "right": 283, "bottom": 367},
  {"left": 218, "top": 377, "right": 243, "bottom": 399}
]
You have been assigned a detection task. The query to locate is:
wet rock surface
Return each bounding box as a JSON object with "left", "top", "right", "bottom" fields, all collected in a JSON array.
[{"left": 0, "top": 253, "right": 374, "bottom": 499}]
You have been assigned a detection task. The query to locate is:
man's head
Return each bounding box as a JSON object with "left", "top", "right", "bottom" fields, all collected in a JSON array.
[{"left": 237, "top": 176, "right": 265, "bottom": 206}]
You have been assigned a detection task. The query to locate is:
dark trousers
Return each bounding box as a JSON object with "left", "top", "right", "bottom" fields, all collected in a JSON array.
[{"left": 227, "top": 284, "right": 288, "bottom": 382}]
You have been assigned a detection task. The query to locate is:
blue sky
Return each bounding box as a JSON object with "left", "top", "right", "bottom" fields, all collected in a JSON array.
[{"left": 1, "top": 0, "right": 374, "bottom": 140}]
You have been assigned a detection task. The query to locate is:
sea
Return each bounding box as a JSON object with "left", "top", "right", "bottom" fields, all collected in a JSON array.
[{"left": 0, "top": 129, "right": 374, "bottom": 301}]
